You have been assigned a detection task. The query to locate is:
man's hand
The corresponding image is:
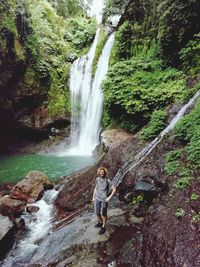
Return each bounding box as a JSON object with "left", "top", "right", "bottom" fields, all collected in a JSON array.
[
  {"left": 105, "top": 196, "right": 111, "bottom": 202},
  {"left": 106, "top": 186, "right": 116, "bottom": 202}
]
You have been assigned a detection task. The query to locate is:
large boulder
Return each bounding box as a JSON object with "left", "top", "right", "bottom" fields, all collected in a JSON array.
[
  {"left": 11, "top": 171, "right": 53, "bottom": 203},
  {"left": 0, "top": 196, "right": 26, "bottom": 220},
  {"left": 56, "top": 162, "right": 103, "bottom": 212},
  {"left": 0, "top": 183, "right": 14, "bottom": 198}
]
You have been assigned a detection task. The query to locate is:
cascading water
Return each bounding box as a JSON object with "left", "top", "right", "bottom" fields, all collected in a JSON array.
[
  {"left": 66, "top": 28, "right": 100, "bottom": 155},
  {"left": 66, "top": 32, "right": 115, "bottom": 156},
  {"left": 112, "top": 90, "right": 200, "bottom": 188},
  {"left": 2, "top": 190, "right": 58, "bottom": 267},
  {"left": 83, "top": 0, "right": 105, "bottom": 24}
]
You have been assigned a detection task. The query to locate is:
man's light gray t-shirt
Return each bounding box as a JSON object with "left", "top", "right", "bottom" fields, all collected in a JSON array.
[{"left": 95, "top": 177, "right": 112, "bottom": 201}]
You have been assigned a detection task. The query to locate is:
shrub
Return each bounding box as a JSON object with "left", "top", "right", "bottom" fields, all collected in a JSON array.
[
  {"left": 175, "top": 208, "right": 186, "bottom": 218},
  {"left": 164, "top": 161, "right": 180, "bottom": 176},
  {"left": 158, "top": 0, "right": 200, "bottom": 66},
  {"left": 165, "top": 149, "right": 183, "bottom": 162},
  {"left": 140, "top": 109, "right": 167, "bottom": 141},
  {"left": 92, "top": 26, "right": 107, "bottom": 76},
  {"left": 174, "top": 176, "right": 191, "bottom": 189},
  {"left": 0, "top": 0, "right": 17, "bottom": 37},
  {"left": 179, "top": 33, "right": 200, "bottom": 76},
  {"left": 103, "top": 58, "right": 188, "bottom": 131},
  {"left": 132, "top": 195, "right": 144, "bottom": 205},
  {"left": 190, "top": 193, "right": 199, "bottom": 201},
  {"left": 173, "top": 101, "right": 200, "bottom": 166}
]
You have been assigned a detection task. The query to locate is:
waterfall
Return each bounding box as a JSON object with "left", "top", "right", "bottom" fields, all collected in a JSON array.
[
  {"left": 83, "top": 0, "right": 105, "bottom": 24},
  {"left": 112, "top": 90, "right": 200, "bottom": 187},
  {"left": 2, "top": 190, "right": 58, "bottom": 267},
  {"left": 65, "top": 28, "right": 100, "bottom": 155},
  {"left": 66, "top": 32, "right": 115, "bottom": 156}
]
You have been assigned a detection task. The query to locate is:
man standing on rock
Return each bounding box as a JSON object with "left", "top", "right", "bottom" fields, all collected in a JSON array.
[{"left": 92, "top": 166, "right": 116, "bottom": 235}]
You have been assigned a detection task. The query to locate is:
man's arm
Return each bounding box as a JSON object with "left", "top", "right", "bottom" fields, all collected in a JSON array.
[
  {"left": 92, "top": 186, "right": 96, "bottom": 202},
  {"left": 106, "top": 185, "right": 116, "bottom": 202}
]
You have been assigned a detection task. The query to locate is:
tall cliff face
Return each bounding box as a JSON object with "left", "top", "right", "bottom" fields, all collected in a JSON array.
[
  {"left": 0, "top": 1, "right": 44, "bottom": 153},
  {"left": 0, "top": 0, "right": 96, "bottom": 154}
]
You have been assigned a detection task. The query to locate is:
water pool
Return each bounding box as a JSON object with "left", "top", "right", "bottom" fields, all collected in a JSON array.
[{"left": 0, "top": 153, "right": 95, "bottom": 183}]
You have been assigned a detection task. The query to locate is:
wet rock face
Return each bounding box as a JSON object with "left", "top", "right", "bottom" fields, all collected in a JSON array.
[
  {"left": 25, "top": 206, "right": 143, "bottom": 267},
  {"left": 0, "top": 215, "right": 14, "bottom": 241},
  {"left": 0, "top": 214, "right": 15, "bottom": 261},
  {"left": 56, "top": 161, "right": 104, "bottom": 211},
  {"left": 11, "top": 171, "right": 53, "bottom": 203},
  {"left": 0, "top": 32, "right": 70, "bottom": 155}
]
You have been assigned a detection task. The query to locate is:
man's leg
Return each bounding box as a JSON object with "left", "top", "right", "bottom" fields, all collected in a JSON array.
[
  {"left": 97, "top": 215, "right": 102, "bottom": 224},
  {"left": 94, "top": 199, "right": 103, "bottom": 227},
  {"left": 99, "top": 202, "right": 108, "bottom": 234},
  {"left": 101, "top": 215, "right": 106, "bottom": 228}
]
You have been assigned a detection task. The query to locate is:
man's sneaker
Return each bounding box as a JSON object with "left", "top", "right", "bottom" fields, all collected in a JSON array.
[
  {"left": 99, "top": 227, "right": 106, "bottom": 235},
  {"left": 94, "top": 222, "right": 103, "bottom": 228}
]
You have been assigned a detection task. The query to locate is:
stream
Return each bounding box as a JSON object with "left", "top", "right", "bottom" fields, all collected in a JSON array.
[{"left": 2, "top": 190, "right": 58, "bottom": 267}]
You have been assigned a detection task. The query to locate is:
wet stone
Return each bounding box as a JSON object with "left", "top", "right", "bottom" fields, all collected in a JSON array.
[
  {"left": 14, "top": 218, "right": 25, "bottom": 229},
  {"left": 26, "top": 206, "right": 40, "bottom": 213}
]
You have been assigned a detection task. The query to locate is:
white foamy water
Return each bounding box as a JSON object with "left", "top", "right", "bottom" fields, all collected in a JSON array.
[
  {"left": 112, "top": 90, "right": 200, "bottom": 187},
  {"left": 2, "top": 189, "right": 58, "bottom": 267},
  {"left": 83, "top": 0, "right": 105, "bottom": 24}
]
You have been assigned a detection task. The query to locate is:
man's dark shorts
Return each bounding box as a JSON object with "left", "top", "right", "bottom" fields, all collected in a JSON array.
[{"left": 95, "top": 199, "right": 108, "bottom": 216}]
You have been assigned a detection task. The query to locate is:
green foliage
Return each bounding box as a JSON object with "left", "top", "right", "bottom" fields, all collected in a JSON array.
[
  {"left": 103, "top": 0, "right": 200, "bottom": 133},
  {"left": 175, "top": 208, "right": 186, "bottom": 218},
  {"left": 164, "top": 149, "right": 183, "bottom": 175},
  {"left": 0, "top": 0, "right": 17, "bottom": 37},
  {"left": 164, "top": 161, "right": 180, "bottom": 176},
  {"left": 103, "top": 57, "right": 187, "bottom": 131},
  {"left": 140, "top": 109, "right": 167, "bottom": 141},
  {"left": 23, "top": 0, "right": 96, "bottom": 116},
  {"left": 182, "top": 82, "right": 200, "bottom": 103},
  {"left": 179, "top": 33, "right": 200, "bottom": 77},
  {"left": 47, "top": 66, "right": 71, "bottom": 116},
  {"left": 174, "top": 177, "right": 191, "bottom": 190},
  {"left": 109, "top": 21, "right": 157, "bottom": 66},
  {"left": 165, "top": 149, "right": 183, "bottom": 162},
  {"left": 173, "top": 101, "right": 200, "bottom": 166},
  {"left": 110, "top": 21, "right": 135, "bottom": 63},
  {"left": 48, "top": 0, "right": 84, "bottom": 18},
  {"left": 106, "top": 0, "right": 200, "bottom": 67},
  {"left": 47, "top": 87, "right": 70, "bottom": 117},
  {"left": 65, "top": 17, "right": 96, "bottom": 51},
  {"left": 92, "top": 27, "right": 107, "bottom": 76},
  {"left": 158, "top": 0, "right": 200, "bottom": 66},
  {"left": 132, "top": 194, "right": 144, "bottom": 205},
  {"left": 190, "top": 193, "right": 199, "bottom": 201}
]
